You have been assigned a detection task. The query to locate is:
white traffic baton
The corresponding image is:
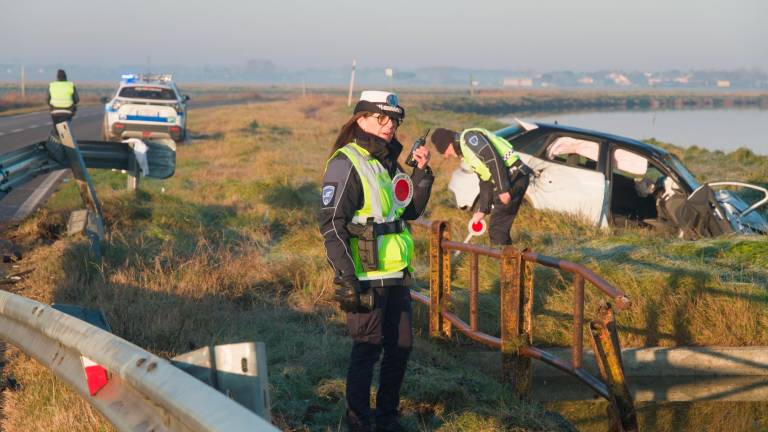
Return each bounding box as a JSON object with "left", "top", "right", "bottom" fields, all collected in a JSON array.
[{"left": 454, "top": 218, "right": 487, "bottom": 258}]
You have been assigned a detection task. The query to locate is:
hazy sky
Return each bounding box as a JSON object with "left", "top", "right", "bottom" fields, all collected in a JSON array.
[{"left": 2, "top": 0, "right": 766, "bottom": 70}]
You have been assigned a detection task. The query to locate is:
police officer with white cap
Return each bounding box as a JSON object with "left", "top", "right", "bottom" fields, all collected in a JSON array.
[{"left": 318, "top": 91, "right": 433, "bottom": 431}]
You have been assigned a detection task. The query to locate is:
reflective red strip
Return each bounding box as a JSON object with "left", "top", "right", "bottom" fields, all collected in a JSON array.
[{"left": 81, "top": 356, "right": 108, "bottom": 396}]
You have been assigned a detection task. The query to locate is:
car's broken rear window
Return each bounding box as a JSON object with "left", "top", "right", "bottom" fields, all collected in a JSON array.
[{"left": 119, "top": 86, "right": 177, "bottom": 100}]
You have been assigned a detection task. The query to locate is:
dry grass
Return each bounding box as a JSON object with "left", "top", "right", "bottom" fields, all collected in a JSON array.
[
  {"left": 3, "top": 92, "right": 766, "bottom": 431},
  {"left": 0, "top": 95, "right": 569, "bottom": 431}
]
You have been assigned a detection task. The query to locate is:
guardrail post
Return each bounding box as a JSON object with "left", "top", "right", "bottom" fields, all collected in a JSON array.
[
  {"left": 500, "top": 246, "right": 532, "bottom": 398},
  {"left": 55, "top": 122, "right": 104, "bottom": 259},
  {"left": 589, "top": 303, "right": 638, "bottom": 432},
  {"left": 126, "top": 153, "right": 140, "bottom": 191},
  {"left": 428, "top": 220, "right": 446, "bottom": 338}
]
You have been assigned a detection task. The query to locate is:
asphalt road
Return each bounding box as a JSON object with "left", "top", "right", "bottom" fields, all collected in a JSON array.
[{"left": 0, "top": 98, "right": 256, "bottom": 224}]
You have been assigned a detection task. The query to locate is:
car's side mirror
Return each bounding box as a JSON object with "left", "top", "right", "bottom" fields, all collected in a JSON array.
[
  {"left": 99, "top": 96, "right": 108, "bottom": 104},
  {"left": 183, "top": 95, "right": 190, "bottom": 102}
]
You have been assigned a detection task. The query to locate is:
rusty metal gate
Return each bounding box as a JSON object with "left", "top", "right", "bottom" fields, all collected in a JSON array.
[{"left": 411, "top": 219, "right": 638, "bottom": 431}]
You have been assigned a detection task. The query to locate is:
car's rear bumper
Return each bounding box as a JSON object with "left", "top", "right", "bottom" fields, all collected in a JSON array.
[{"left": 112, "top": 122, "right": 183, "bottom": 141}]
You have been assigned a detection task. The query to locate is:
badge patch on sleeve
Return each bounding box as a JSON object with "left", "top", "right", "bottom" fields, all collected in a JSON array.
[
  {"left": 468, "top": 135, "right": 479, "bottom": 146},
  {"left": 322, "top": 184, "right": 337, "bottom": 206}
]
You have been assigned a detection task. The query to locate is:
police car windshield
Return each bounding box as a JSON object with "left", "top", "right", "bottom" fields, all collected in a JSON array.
[{"left": 119, "top": 86, "right": 177, "bottom": 100}]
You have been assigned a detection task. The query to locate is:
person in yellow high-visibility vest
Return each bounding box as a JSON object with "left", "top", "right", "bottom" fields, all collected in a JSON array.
[
  {"left": 319, "top": 90, "right": 433, "bottom": 432},
  {"left": 432, "top": 127, "right": 532, "bottom": 245},
  {"left": 47, "top": 69, "right": 79, "bottom": 125}
]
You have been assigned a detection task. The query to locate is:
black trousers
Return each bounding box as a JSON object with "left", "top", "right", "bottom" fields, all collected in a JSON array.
[
  {"left": 51, "top": 112, "right": 73, "bottom": 125},
  {"left": 346, "top": 283, "right": 413, "bottom": 425},
  {"left": 489, "top": 174, "right": 530, "bottom": 245}
]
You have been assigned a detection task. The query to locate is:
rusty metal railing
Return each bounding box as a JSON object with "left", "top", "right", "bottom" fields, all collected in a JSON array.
[{"left": 410, "top": 219, "right": 638, "bottom": 431}]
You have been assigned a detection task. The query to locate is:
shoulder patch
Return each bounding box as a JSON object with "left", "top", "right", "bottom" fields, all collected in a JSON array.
[
  {"left": 322, "top": 184, "right": 337, "bottom": 206},
  {"left": 468, "top": 134, "right": 480, "bottom": 146}
]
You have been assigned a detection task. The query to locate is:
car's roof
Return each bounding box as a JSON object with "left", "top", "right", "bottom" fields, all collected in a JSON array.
[{"left": 500, "top": 122, "right": 672, "bottom": 160}]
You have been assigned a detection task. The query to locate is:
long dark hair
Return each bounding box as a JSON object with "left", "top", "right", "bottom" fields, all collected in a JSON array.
[{"left": 330, "top": 112, "right": 368, "bottom": 156}]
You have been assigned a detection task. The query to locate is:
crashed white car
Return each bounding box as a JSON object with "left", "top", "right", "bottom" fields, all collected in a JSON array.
[
  {"left": 102, "top": 74, "right": 189, "bottom": 142},
  {"left": 449, "top": 120, "right": 768, "bottom": 237}
]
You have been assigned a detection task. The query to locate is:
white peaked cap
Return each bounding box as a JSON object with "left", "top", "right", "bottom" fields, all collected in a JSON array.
[
  {"left": 360, "top": 90, "right": 396, "bottom": 104},
  {"left": 354, "top": 90, "right": 405, "bottom": 119}
]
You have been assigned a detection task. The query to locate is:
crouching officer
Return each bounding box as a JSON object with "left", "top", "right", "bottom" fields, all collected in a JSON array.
[
  {"left": 47, "top": 69, "right": 79, "bottom": 125},
  {"left": 318, "top": 91, "right": 433, "bottom": 432},
  {"left": 431, "top": 127, "right": 531, "bottom": 245}
]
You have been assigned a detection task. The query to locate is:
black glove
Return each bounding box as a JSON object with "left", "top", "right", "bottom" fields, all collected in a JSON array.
[
  {"left": 519, "top": 162, "right": 533, "bottom": 177},
  {"left": 334, "top": 279, "right": 375, "bottom": 313}
]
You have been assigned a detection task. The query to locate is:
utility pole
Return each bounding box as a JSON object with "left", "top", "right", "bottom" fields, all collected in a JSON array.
[
  {"left": 20, "top": 66, "right": 26, "bottom": 99},
  {"left": 469, "top": 74, "right": 474, "bottom": 97},
  {"left": 385, "top": 67, "right": 393, "bottom": 91},
  {"left": 347, "top": 59, "right": 357, "bottom": 107}
]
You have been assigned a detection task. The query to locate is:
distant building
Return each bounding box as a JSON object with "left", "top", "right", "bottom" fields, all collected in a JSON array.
[
  {"left": 503, "top": 77, "right": 533, "bottom": 87},
  {"left": 673, "top": 74, "right": 692, "bottom": 84},
  {"left": 716, "top": 80, "right": 731, "bottom": 88},
  {"left": 606, "top": 73, "right": 632, "bottom": 86},
  {"left": 577, "top": 76, "right": 594, "bottom": 85}
]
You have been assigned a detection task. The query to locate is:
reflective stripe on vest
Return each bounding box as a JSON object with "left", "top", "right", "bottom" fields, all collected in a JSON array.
[
  {"left": 329, "top": 142, "right": 413, "bottom": 280},
  {"left": 49, "top": 81, "right": 75, "bottom": 108},
  {"left": 459, "top": 128, "right": 520, "bottom": 182}
]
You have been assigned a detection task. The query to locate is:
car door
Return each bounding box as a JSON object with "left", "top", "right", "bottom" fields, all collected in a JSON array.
[{"left": 523, "top": 134, "right": 607, "bottom": 225}]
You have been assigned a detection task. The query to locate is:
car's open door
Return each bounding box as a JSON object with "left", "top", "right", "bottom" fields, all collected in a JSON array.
[{"left": 523, "top": 136, "right": 607, "bottom": 225}]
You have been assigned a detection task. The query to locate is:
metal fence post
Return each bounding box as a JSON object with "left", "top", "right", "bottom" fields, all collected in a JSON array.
[
  {"left": 589, "top": 303, "right": 638, "bottom": 432},
  {"left": 440, "top": 222, "right": 452, "bottom": 338},
  {"left": 500, "top": 246, "right": 531, "bottom": 398},
  {"left": 429, "top": 220, "right": 445, "bottom": 338},
  {"left": 573, "top": 274, "right": 585, "bottom": 369}
]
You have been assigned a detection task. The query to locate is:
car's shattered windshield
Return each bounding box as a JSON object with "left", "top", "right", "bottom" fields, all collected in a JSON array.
[{"left": 665, "top": 154, "right": 700, "bottom": 190}]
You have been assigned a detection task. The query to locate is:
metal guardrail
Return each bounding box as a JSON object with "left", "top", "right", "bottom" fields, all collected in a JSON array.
[
  {"left": 410, "top": 218, "right": 638, "bottom": 431},
  {"left": 1, "top": 123, "right": 177, "bottom": 257},
  {"left": 0, "top": 289, "right": 278, "bottom": 431}
]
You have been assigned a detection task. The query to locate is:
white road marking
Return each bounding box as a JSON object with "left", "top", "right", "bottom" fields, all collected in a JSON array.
[
  {"left": 27, "top": 124, "right": 39, "bottom": 129},
  {"left": 11, "top": 128, "right": 23, "bottom": 133},
  {"left": 12, "top": 171, "right": 69, "bottom": 221}
]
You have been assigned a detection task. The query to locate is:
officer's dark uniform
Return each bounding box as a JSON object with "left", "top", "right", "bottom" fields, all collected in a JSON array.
[
  {"left": 47, "top": 70, "right": 79, "bottom": 126},
  {"left": 463, "top": 131, "right": 530, "bottom": 245},
  {"left": 318, "top": 130, "right": 433, "bottom": 431}
]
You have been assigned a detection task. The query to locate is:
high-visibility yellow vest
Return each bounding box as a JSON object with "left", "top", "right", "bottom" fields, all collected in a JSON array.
[
  {"left": 49, "top": 81, "right": 75, "bottom": 108},
  {"left": 329, "top": 142, "right": 413, "bottom": 280},
  {"left": 459, "top": 127, "right": 520, "bottom": 182}
]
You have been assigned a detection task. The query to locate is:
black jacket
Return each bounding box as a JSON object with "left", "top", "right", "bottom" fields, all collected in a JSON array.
[
  {"left": 318, "top": 131, "right": 434, "bottom": 285},
  {"left": 460, "top": 130, "right": 512, "bottom": 213}
]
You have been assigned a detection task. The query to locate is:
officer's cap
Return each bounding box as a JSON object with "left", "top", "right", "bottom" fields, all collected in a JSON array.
[{"left": 354, "top": 90, "right": 405, "bottom": 123}]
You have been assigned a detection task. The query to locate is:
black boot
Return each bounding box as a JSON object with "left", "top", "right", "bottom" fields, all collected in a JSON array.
[
  {"left": 375, "top": 416, "right": 405, "bottom": 432},
  {"left": 346, "top": 409, "right": 372, "bottom": 432}
]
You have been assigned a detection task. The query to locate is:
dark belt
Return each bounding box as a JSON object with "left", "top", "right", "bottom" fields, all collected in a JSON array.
[{"left": 372, "top": 219, "right": 407, "bottom": 236}]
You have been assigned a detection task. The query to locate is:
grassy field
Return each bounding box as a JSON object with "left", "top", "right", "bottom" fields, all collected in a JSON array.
[
  {"left": 0, "top": 96, "right": 572, "bottom": 431},
  {"left": 1, "top": 92, "right": 766, "bottom": 431}
]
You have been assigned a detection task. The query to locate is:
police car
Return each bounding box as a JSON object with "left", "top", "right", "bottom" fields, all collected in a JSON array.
[{"left": 101, "top": 74, "right": 189, "bottom": 142}]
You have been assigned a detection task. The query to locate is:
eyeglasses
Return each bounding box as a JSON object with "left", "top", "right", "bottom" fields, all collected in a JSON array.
[{"left": 369, "top": 113, "right": 400, "bottom": 127}]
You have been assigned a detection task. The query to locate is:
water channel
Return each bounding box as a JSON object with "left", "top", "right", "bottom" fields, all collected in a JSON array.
[{"left": 500, "top": 109, "right": 768, "bottom": 155}]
